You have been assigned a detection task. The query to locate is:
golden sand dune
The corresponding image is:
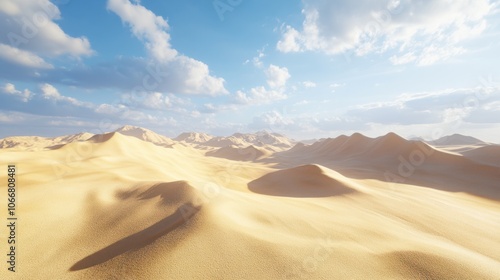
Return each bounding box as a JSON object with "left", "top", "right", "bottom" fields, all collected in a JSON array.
[
  {"left": 114, "top": 125, "right": 175, "bottom": 147},
  {"left": 1, "top": 130, "right": 499, "bottom": 279},
  {"left": 206, "top": 145, "right": 271, "bottom": 161},
  {"left": 248, "top": 164, "right": 357, "bottom": 197},
  {"left": 462, "top": 145, "right": 500, "bottom": 167},
  {"left": 274, "top": 132, "right": 500, "bottom": 199}
]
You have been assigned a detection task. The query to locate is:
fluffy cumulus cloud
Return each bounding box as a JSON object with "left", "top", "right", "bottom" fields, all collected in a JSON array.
[
  {"left": 0, "top": 0, "right": 227, "bottom": 96},
  {"left": 266, "top": 64, "right": 291, "bottom": 89},
  {"left": 302, "top": 81, "right": 317, "bottom": 88},
  {"left": 233, "top": 64, "right": 290, "bottom": 105},
  {"left": 277, "top": 0, "right": 495, "bottom": 65},
  {"left": 2, "top": 83, "right": 32, "bottom": 102},
  {"left": 0, "top": 82, "right": 96, "bottom": 118},
  {"left": 106, "top": 0, "right": 227, "bottom": 95},
  {"left": 0, "top": 0, "right": 93, "bottom": 69},
  {"left": 235, "top": 86, "right": 287, "bottom": 105}
]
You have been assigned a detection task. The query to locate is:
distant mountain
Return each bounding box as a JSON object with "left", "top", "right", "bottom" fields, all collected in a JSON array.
[
  {"left": 204, "top": 135, "right": 249, "bottom": 147},
  {"left": 180, "top": 130, "right": 295, "bottom": 149},
  {"left": 206, "top": 145, "right": 270, "bottom": 161},
  {"left": 428, "top": 134, "right": 486, "bottom": 146},
  {"left": 0, "top": 132, "right": 94, "bottom": 150},
  {"left": 281, "top": 132, "right": 440, "bottom": 163},
  {"left": 231, "top": 131, "right": 294, "bottom": 148},
  {"left": 114, "top": 125, "right": 174, "bottom": 147},
  {"left": 174, "top": 132, "right": 214, "bottom": 144}
]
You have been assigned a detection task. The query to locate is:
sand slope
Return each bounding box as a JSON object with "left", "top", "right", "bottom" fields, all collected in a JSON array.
[
  {"left": 248, "top": 164, "right": 357, "bottom": 197},
  {"left": 206, "top": 145, "right": 271, "bottom": 161},
  {"left": 274, "top": 132, "right": 500, "bottom": 199},
  {"left": 1, "top": 130, "right": 499, "bottom": 279},
  {"left": 462, "top": 145, "right": 500, "bottom": 167}
]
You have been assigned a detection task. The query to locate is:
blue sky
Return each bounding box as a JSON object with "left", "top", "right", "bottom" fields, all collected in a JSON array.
[{"left": 1, "top": 0, "right": 500, "bottom": 141}]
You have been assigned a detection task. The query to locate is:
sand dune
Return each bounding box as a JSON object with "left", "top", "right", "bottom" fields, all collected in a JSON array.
[
  {"left": 462, "top": 145, "right": 500, "bottom": 167},
  {"left": 428, "top": 133, "right": 486, "bottom": 146},
  {"left": 248, "top": 164, "right": 357, "bottom": 197},
  {"left": 274, "top": 132, "right": 500, "bottom": 199},
  {"left": 1, "top": 129, "right": 499, "bottom": 279},
  {"left": 174, "top": 132, "right": 214, "bottom": 144},
  {"left": 203, "top": 131, "right": 294, "bottom": 149},
  {"left": 114, "top": 125, "right": 174, "bottom": 147},
  {"left": 0, "top": 132, "right": 93, "bottom": 150},
  {"left": 206, "top": 145, "right": 270, "bottom": 161}
]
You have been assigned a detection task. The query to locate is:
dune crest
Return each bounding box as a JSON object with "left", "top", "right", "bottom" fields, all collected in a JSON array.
[
  {"left": 248, "top": 164, "right": 358, "bottom": 197},
  {"left": 206, "top": 145, "right": 271, "bottom": 161}
]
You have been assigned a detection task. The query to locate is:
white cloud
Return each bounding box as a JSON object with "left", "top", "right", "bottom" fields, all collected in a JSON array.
[
  {"left": 276, "top": 25, "right": 305, "bottom": 53},
  {"left": 232, "top": 63, "right": 290, "bottom": 106},
  {"left": 265, "top": 64, "right": 290, "bottom": 89},
  {"left": 390, "top": 52, "right": 417, "bottom": 65},
  {"left": 416, "top": 45, "right": 466, "bottom": 66},
  {"left": 235, "top": 86, "right": 287, "bottom": 105},
  {"left": 201, "top": 103, "right": 238, "bottom": 113},
  {"left": 277, "top": 0, "right": 494, "bottom": 65},
  {"left": 142, "top": 92, "right": 172, "bottom": 109},
  {"left": 303, "top": 81, "right": 317, "bottom": 88},
  {"left": 250, "top": 111, "right": 295, "bottom": 131},
  {"left": 107, "top": 0, "right": 227, "bottom": 95},
  {"left": 39, "top": 83, "right": 87, "bottom": 107},
  {"left": 40, "top": 83, "right": 60, "bottom": 99},
  {"left": 107, "top": 0, "right": 177, "bottom": 62},
  {"left": 120, "top": 91, "right": 191, "bottom": 111},
  {"left": 2, "top": 83, "right": 32, "bottom": 102},
  {"left": 0, "top": 0, "right": 92, "bottom": 59},
  {"left": 0, "top": 44, "right": 53, "bottom": 69},
  {"left": 329, "top": 83, "right": 345, "bottom": 92},
  {"left": 250, "top": 49, "right": 265, "bottom": 68}
]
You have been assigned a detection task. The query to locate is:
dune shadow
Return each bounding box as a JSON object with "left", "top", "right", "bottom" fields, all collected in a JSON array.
[
  {"left": 46, "top": 144, "right": 66, "bottom": 150},
  {"left": 248, "top": 165, "right": 356, "bottom": 198},
  {"left": 115, "top": 181, "right": 195, "bottom": 205},
  {"left": 70, "top": 202, "right": 200, "bottom": 271}
]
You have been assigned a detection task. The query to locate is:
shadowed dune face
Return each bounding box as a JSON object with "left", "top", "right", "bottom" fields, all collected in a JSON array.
[
  {"left": 462, "top": 145, "right": 500, "bottom": 167},
  {"left": 116, "top": 181, "right": 202, "bottom": 207},
  {"left": 248, "top": 164, "right": 357, "bottom": 197},
  {"left": 70, "top": 202, "right": 201, "bottom": 271},
  {"left": 70, "top": 181, "right": 203, "bottom": 271}
]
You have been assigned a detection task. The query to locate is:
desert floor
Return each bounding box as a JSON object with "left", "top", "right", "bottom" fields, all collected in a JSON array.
[{"left": 1, "top": 130, "right": 499, "bottom": 279}]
